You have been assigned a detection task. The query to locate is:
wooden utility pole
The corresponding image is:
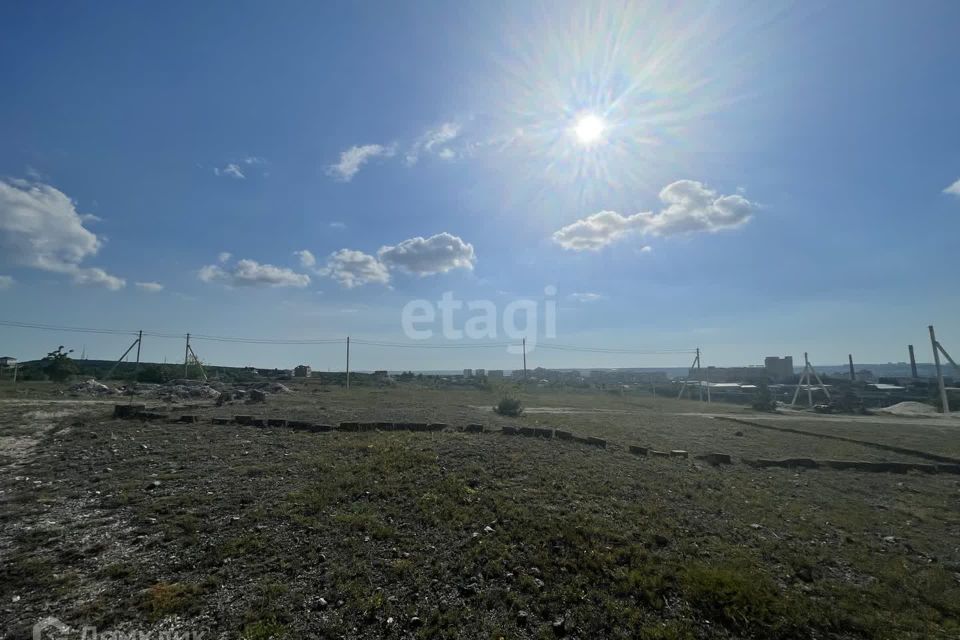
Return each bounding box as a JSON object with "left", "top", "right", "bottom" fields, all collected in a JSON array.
[
  {"left": 106, "top": 332, "right": 143, "bottom": 380},
  {"left": 848, "top": 354, "right": 855, "bottom": 381},
  {"left": 135, "top": 330, "right": 142, "bottom": 378},
  {"left": 703, "top": 348, "right": 711, "bottom": 403},
  {"left": 930, "top": 325, "right": 949, "bottom": 414},
  {"left": 184, "top": 333, "right": 190, "bottom": 379},
  {"left": 345, "top": 336, "right": 350, "bottom": 390},
  {"left": 677, "top": 350, "right": 701, "bottom": 400},
  {"left": 522, "top": 338, "right": 527, "bottom": 380}
]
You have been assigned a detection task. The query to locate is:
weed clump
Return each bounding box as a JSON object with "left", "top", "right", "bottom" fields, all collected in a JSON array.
[{"left": 494, "top": 396, "right": 523, "bottom": 417}]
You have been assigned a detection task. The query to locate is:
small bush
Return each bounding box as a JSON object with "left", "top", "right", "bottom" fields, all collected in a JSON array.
[
  {"left": 751, "top": 384, "right": 777, "bottom": 412},
  {"left": 494, "top": 396, "right": 523, "bottom": 417}
]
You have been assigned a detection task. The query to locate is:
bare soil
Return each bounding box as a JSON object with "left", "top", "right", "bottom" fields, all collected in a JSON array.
[{"left": 1, "top": 382, "right": 959, "bottom": 639}]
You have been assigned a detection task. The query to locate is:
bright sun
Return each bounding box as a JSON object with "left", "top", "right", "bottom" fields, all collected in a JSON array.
[{"left": 573, "top": 114, "right": 605, "bottom": 145}]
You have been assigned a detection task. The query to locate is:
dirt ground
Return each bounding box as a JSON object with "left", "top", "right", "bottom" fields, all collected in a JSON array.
[{"left": 1, "top": 381, "right": 959, "bottom": 639}]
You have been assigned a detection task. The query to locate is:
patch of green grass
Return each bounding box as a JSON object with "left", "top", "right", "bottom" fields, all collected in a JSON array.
[
  {"left": 141, "top": 582, "right": 201, "bottom": 620},
  {"left": 241, "top": 618, "right": 288, "bottom": 640}
]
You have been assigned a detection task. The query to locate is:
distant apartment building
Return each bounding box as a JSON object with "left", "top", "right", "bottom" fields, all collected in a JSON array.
[
  {"left": 463, "top": 369, "right": 473, "bottom": 377},
  {"left": 475, "top": 369, "right": 486, "bottom": 377},
  {"left": 293, "top": 365, "right": 312, "bottom": 378},
  {"left": 487, "top": 370, "right": 504, "bottom": 378},
  {"left": 0, "top": 356, "right": 16, "bottom": 368},
  {"left": 764, "top": 356, "right": 794, "bottom": 382}
]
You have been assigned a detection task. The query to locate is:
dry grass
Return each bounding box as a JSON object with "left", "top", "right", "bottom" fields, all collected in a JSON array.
[{"left": 1, "top": 382, "right": 958, "bottom": 639}]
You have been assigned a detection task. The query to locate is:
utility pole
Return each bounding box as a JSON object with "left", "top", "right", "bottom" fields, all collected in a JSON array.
[
  {"left": 106, "top": 332, "right": 143, "bottom": 381},
  {"left": 696, "top": 347, "right": 703, "bottom": 402},
  {"left": 908, "top": 344, "right": 918, "bottom": 378},
  {"left": 184, "top": 333, "right": 190, "bottom": 379},
  {"left": 345, "top": 336, "right": 350, "bottom": 390},
  {"left": 702, "top": 348, "right": 711, "bottom": 403},
  {"left": 135, "top": 330, "right": 142, "bottom": 378},
  {"left": 848, "top": 354, "right": 855, "bottom": 381},
  {"left": 790, "top": 352, "right": 831, "bottom": 408},
  {"left": 522, "top": 338, "right": 527, "bottom": 380},
  {"left": 930, "top": 325, "right": 949, "bottom": 414}
]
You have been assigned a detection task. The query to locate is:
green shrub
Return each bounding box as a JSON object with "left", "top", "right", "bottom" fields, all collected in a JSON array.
[
  {"left": 751, "top": 383, "right": 777, "bottom": 412},
  {"left": 494, "top": 396, "right": 523, "bottom": 417}
]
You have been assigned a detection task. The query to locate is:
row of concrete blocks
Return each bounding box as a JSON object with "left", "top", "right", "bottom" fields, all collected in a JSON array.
[
  {"left": 628, "top": 446, "right": 732, "bottom": 466},
  {"left": 747, "top": 457, "right": 960, "bottom": 475},
  {"left": 500, "top": 426, "right": 607, "bottom": 448}
]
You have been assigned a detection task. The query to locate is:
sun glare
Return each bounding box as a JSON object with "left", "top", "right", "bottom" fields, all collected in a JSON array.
[{"left": 573, "top": 114, "right": 605, "bottom": 145}]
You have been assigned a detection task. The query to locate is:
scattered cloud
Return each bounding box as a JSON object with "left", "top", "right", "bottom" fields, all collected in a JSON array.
[
  {"left": 567, "top": 292, "right": 604, "bottom": 302},
  {"left": 552, "top": 211, "right": 651, "bottom": 252},
  {"left": 294, "top": 249, "right": 316, "bottom": 268},
  {"left": 71, "top": 267, "right": 126, "bottom": 290},
  {"left": 552, "top": 180, "right": 757, "bottom": 251},
  {"left": 0, "top": 178, "right": 125, "bottom": 289},
  {"left": 135, "top": 281, "right": 164, "bottom": 292},
  {"left": 327, "top": 144, "right": 396, "bottom": 182},
  {"left": 944, "top": 178, "right": 960, "bottom": 196},
  {"left": 329, "top": 221, "right": 346, "bottom": 230},
  {"left": 217, "top": 251, "right": 232, "bottom": 263},
  {"left": 406, "top": 122, "right": 462, "bottom": 165},
  {"left": 214, "top": 163, "right": 245, "bottom": 179},
  {"left": 198, "top": 258, "right": 310, "bottom": 288},
  {"left": 378, "top": 232, "right": 476, "bottom": 276},
  {"left": 319, "top": 249, "right": 391, "bottom": 288},
  {"left": 0, "top": 275, "right": 13, "bottom": 289}
]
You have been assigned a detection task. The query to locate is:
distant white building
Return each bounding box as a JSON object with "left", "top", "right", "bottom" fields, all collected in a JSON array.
[
  {"left": 0, "top": 356, "right": 16, "bottom": 368},
  {"left": 475, "top": 369, "right": 486, "bottom": 377},
  {"left": 463, "top": 369, "right": 473, "bottom": 377}
]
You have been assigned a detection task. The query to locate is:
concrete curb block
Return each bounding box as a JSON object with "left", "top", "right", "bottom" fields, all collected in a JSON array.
[{"left": 695, "top": 453, "right": 733, "bottom": 465}]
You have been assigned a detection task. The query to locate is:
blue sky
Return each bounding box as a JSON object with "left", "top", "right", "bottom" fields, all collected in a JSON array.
[{"left": 1, "top": 0, "right": 959, "bottom": 371}]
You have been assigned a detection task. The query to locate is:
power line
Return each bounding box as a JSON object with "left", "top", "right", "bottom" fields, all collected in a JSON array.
[
  {"left": 0, "top": 319, "right": 139, "bottom": 337},
  {"left": 538, "top": 344, "right": 698, "bottom": 355},
  {"left": 0, "top": 319, "right": 696, "bottom": 354},
  {"left": 351, "top": 339, "right": 512, "bottom": 349}
]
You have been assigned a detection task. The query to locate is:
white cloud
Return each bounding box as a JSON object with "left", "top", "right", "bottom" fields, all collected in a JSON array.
[
  {"left": 214, "top": 163, "right": 245, "bottom": 179},
  {"left": 72, "top": 267, "right": 126, "bottom": 290},
  {"left": 329, "top": 221, "right": 346, "bottom": 229},
  {"left": 406, "top": 122, "right": 461, "bottom": 165},
  {"left": 135, "top": 281, "right": 164, "bottom": 292},
  {"left": 552, "top": 180, "right": 757, "bottom": 251},
  {"left": 567, "top": 292, "right": 604, "bottom": 302},
  {"left": 552, "top": 210, "right": 650, "bottom": 251},
  {"left": 217, "top": 251, "right": 232, "bottom": 263},
  {"left": 0, "top": 178, "right": 125, "bottom": 289},
  {"left": 0, "top": 275, "right": 13, "bottom": 289},
  {"left": 378, "top": 232, "right": 475, "bottom": 276},
  {"left": 294, "top": 249, "right": 316, "bottom": 268},
  {"left": 944, "top": 178, "right": 960, "bottom": 196},
  {"left": 198, "top": 258, "right": 310, "bottom": 288},
  {"left": 327, "top": 144, "right": 396, "bottom": 182},
  {"left": 319, "top": 249, "right": 390, "bottom": 288}
]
